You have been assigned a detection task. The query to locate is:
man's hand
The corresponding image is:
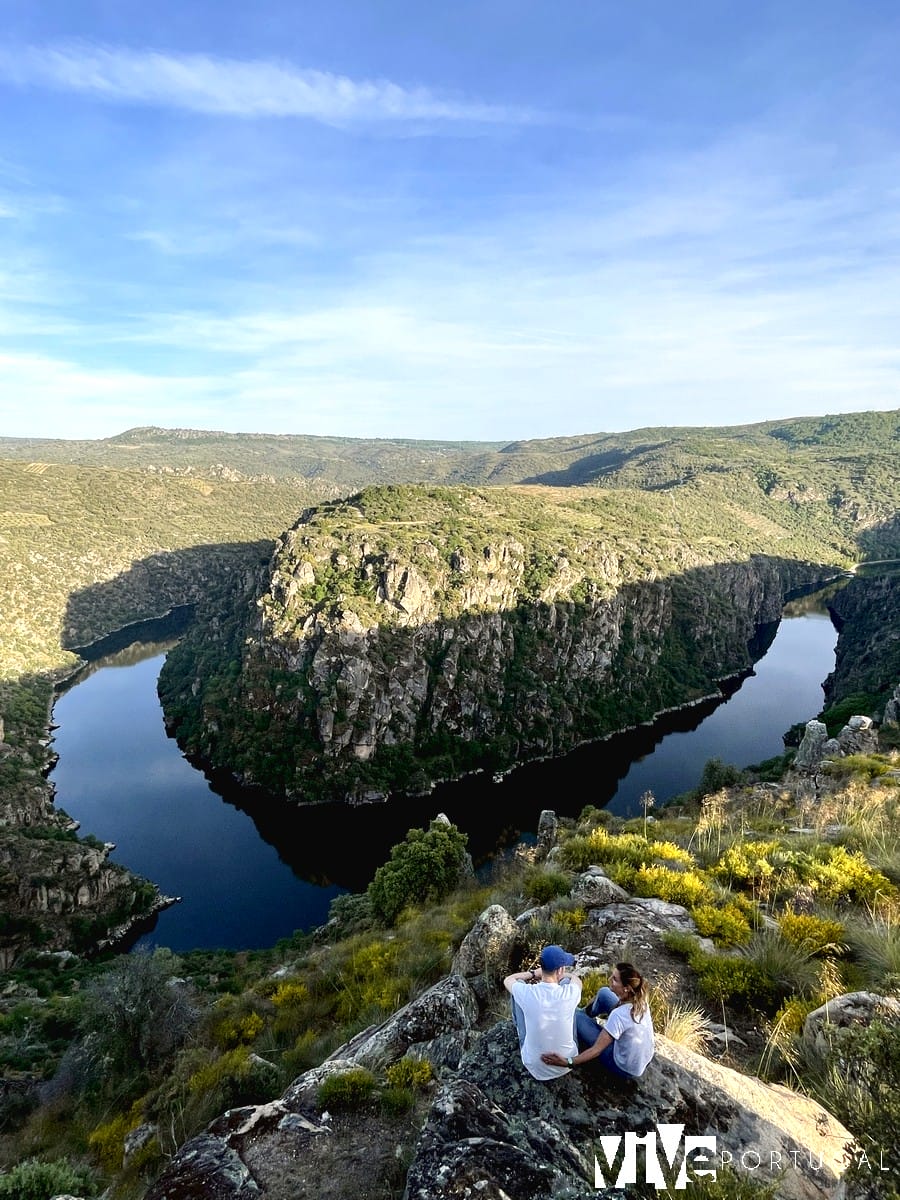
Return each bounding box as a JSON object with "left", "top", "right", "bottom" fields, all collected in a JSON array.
[{"left": 541, "top": 1051, "right": 569, "bottom": 1067}]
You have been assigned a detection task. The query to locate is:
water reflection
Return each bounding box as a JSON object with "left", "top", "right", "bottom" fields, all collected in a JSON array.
[{"left": 50, "top": 593, "right": 840, "bottom": 951}]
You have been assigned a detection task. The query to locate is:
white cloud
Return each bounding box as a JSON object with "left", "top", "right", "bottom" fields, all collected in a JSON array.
[{"left": 0, "top": 41, "right": 534, "bottom": 126}]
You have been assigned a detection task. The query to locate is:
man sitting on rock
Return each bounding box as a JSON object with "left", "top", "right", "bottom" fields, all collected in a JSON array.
[{"left": 503, "top": 944, "right": 581, "bottom": 1080}]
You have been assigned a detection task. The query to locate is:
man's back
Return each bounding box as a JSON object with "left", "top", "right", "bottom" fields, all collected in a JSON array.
[{"left": 512, "top": 976, "right": 581, "bottom": 1080}]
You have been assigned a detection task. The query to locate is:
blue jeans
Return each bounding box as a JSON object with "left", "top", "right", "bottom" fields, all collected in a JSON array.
[{"left": 576, "top": 987, "right": 634, "bottom": 1080}]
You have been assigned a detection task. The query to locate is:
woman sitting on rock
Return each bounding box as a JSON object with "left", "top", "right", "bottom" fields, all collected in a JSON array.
[{"left": 541, "top": 962, "right": 654, "bottom": 1079}]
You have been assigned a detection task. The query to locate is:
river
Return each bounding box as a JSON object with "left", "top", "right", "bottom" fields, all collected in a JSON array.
[{"left": 49, "top": 591, "right": 839, "bottom": 952}]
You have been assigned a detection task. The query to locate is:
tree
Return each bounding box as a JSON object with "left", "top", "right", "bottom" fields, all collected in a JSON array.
[
  {"left": 79, "top": 948, "right": 196, "bottom": 1080},
  {"left": 367, "top": 819, "right": 469, "bottom": 925}
]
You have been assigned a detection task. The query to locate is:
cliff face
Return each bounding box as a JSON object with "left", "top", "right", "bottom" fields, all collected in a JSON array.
[
  {"left": 825, "top": 569, "right": 900, "bottom": 711},
  {"left": 160, "top": 486, "right": 836, "bottom": 802}
]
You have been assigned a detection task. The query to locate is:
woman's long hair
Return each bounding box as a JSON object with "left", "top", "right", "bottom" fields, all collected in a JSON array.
[{"left": 617, "top": 962, "right": 648, "bottom": 1021}]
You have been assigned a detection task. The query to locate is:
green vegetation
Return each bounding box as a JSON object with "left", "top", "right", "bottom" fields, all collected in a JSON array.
[
  {"left": 367, "top": 819, "right": 469, "bottom": 925},
  {"left": 2, "top": 741, "right": 900, "bottom": 1196},
  {"left": 810, "top": 1019, "right": 900, "bottom": 1197},
  {"left": 157, "top": 442, "right": 899, "bottom": 801},
  {"left": 0, "top": 1156, "right": 97, "bottom": 1200},
  {"left": 2, "top": 414, "right": 900, "bottom": 1192},
  {"left": 318, "top": 1068, "right": 377, "bottom": 1110}
]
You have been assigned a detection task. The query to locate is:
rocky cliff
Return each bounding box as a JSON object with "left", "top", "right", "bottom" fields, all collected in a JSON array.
[
  {"left": 825, "top": 569, "right": 900, "bottom": 715},
  {"left": 159, "top": 485, "right": 841, "bottom": 803}
]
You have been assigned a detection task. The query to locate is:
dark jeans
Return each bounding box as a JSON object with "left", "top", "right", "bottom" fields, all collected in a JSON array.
[{"left": 577, "top": 986, "right": 635, "bottom": 1080}]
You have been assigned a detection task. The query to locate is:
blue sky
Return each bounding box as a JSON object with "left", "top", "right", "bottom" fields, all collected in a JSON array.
[{"left": 1, "top": 1, "right": 898, "bottom": 441}]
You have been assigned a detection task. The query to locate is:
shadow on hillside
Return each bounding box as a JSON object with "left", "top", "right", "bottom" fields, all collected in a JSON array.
[
  {"left": 62, "top": 541, "right": 274, "bottom": 655},
  {"left": 521, "top": 442, "right": 667, "bottom": 487},
  {"left": 857, "top": 511, "right": 900, "bottom": 562}
]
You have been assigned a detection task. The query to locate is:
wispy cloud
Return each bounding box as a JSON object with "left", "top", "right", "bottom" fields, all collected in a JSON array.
[{"left": 0, "top": 41, "right": 535, "bottom": 126}]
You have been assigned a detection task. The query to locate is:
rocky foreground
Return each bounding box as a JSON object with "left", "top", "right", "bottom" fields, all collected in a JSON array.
[{"left": 146, "top": 887, "right": 863, "bottom": 1200}]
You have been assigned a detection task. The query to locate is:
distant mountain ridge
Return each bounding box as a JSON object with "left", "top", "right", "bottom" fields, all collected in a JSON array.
[{"left": 1, "top": 409, "right": 897, "bottom": 494}]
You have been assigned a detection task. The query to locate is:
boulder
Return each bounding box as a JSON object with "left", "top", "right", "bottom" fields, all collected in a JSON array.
[
  {"left": 322, "top": 974, "right": 478, "bottom": 1074},
  {"left": 586, "top": 898, "right": 697, "bottom": 957},
  {"left": 404, "top": 1022, "right": 851, "bottom": 1199},
  {"left": 123, "top": 1121, "right": 157, "bottom": 1166},
  {"left": 883, "top": 683, "right": 900, "bottom": 728},
  {"left": 406, "top": 1029, "right": 483, "bottom": 1076},
  {"left": 836, "top": 716, "right": 879, "bottom": 757},
  {"left": 795, "top": 720, "right": 831, "bottom": 771},
  {"left": 535, "top": 810, "right": 559, "bottom": 862},
  {"left": 802, "top": 991, "right": 900, "bottom": 1062},
  {"left": 452, "top": 904, "right": 521, "bottom": 984},
  {"left": 145, "top": 1131, "right": 262, "bottom": 1198},
  {"left": 570, "top": 867, "right": 629, "bottom": 908}
]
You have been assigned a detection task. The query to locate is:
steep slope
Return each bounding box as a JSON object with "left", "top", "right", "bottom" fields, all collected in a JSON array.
[{"left": 159, "top": 483, "right": 849, "bottom": 803}]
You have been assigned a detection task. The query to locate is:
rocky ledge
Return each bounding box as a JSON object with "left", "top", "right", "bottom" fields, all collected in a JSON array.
[{"left": 148, "top": 917, "right": 855, "bottom": 1200}]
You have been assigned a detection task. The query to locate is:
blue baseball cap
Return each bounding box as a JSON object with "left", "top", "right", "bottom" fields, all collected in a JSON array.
[{"left": 540, "top": 944, "right": 576, "bottom": 971}]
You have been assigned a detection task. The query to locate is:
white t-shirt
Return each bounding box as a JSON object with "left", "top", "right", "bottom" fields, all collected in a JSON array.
[
  {"left": 605, "top": 1001, "right": 655, "bottom": 1077},
  {"left": 512, "top": 976, "right": 582, "bottom": 1080}
]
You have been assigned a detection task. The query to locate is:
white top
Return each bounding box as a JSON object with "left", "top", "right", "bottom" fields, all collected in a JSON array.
[
  {"left": 605, "top": 1002, "right": 655, "bottom": 1077},
  {"left": 512, "top": 976, "right": 582, "bottom": 1080}
]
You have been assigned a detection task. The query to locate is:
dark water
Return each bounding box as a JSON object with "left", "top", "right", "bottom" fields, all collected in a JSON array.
[{"left": 49, "top": 596, "right": 838, "bottom": 952}]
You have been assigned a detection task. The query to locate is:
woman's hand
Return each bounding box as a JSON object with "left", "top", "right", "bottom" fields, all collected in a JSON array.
[{"left": 541, "top": 1051, "right": 568, "bottom": 1067}]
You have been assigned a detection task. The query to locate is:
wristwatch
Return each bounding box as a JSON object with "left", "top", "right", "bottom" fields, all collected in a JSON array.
[{"left": 566, "top": 1056, "right": 574, "bottom": 1067}]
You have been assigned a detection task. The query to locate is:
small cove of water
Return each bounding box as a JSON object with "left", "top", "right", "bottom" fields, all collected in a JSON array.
[{"left": 50, "top": 595, "right": 840, "bottom": 952}]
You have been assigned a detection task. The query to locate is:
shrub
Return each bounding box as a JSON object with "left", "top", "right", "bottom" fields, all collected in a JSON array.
[
  {"left": 0, "top": 1157, "right": 97, "bottom": 1200},
  {"left": 778, "top": 912, "right": 845, "bottom": 956},
  {"left": 773, "top": 996, "right": 820, "bottom": 1036},
  {"left": 88, "top": 1103, "right": 143, "bottom": 1171},
  {"left": 212, "top": 1008, "right": 265, "bottom": 1050},
  {"left": 845, "top": 918, "right": 900, "bottom": 986},
  {"left": 367, "top": 820, "right": 469, "bottom": 925},
  {"left": 333, "top": 938, "right": 406, "bottom": 1022},
  {"left": 740, "top": 930, "right": 820, "bottom": 1005},
  {"left": 813, "top": 1020, "right": 900, "bottom": 1196},
  {"left": 694, "top": 954, "right": 773, "bottom": 1010},
  {"left": 385, "top": 1057, "right": 432, "bottom": 1089},
  {"left": 695, "top": 758, "right": 745, "bottom": 797},
  {"left": 318, "top": 1068, "right": 376, "bottom": 1110},
  {"left": 630, "top": 865, "right": 714, "bottom": 908},
  {"left": 327, "top": 892, "right": 374, "bottom": 935},
  {"left": 661, "top": 930, "right": 703, "bottom": 959},
  {"left": 267, "top": 980, "right": 311, "bottom": 1038},
  {"left": 380, "top": 1085, "right": 415, "bottom": 1114},
  {"left": 806, "top": 845, "right": 895, "bottom": 905},
  {"left": 78, "top": 948, "right": 195, "bottom": 1078},
  {"left": 551, "top": 906, "right": 587, "bottom": 932},
  {"left": 824, "top": 753, "right": 896, "bottom": 783},
  {"left": 523, "top": 869, "right": 571, "bottom": 904},
  {"left": 558, "top": 835, "right": 594, "bottom": 872},
  {"left": 821, "top": 693, "right": 881, "bottom": 736},
  {"left": 691, "top": 902, "right": 753, "bottom": 947},
  {"left": 187, "top": 1045, "right": 278, "bottom": 1109},
  {"left": 712, "top": 841, "right": 780, "bottom": 891}
]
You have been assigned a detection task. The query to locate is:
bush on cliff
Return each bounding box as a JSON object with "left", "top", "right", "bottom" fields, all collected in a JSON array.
[
  {"left": 367, "top": 820, "right": 469, "bottom": 925},
  {"left": 0, "top": 1156, "right": 97, "bottom": 1200},
  {"left": 79, "top": 948, "right": 196, "bottom": 1080}
]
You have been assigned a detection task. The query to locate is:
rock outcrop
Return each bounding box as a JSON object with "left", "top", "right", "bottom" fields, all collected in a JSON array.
[
  {"left": 802, "top": 991, "right": 900, "bottom": 1062},
  {"left": 160, "top": 487, "right": 832, "bottom": 802},
  {"left": 405, "top": 1024, "right": 851, "bottom": 1200},
  {"left": 149, "top": 893, "right": 856, "bottom": 1200},
  {"left": 150, "top": 998, "right": 853, "bottom": 1200}
]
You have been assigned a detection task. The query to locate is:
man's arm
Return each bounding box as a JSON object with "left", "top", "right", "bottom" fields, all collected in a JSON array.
[
  {"left": 541, "top": 1029, "right": 613, "bottom": 1069},
  {"left": 502, "top": 967, "right": 542, "bottom": 995}
]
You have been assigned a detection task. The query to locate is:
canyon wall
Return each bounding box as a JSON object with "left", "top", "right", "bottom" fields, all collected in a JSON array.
[{"left": 160, "top": 486, "right": 836, "bottom": 802}]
